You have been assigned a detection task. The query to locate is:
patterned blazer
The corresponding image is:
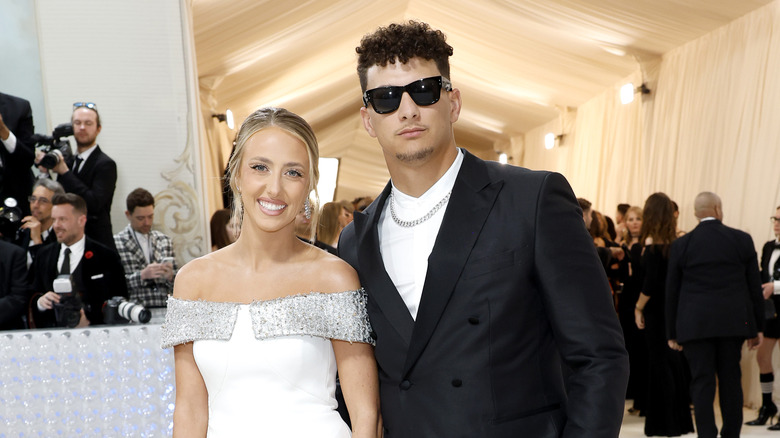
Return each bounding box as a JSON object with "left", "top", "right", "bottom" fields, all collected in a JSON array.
[{"left": 113, "top": 224, "right": 177, "bottom": 307}]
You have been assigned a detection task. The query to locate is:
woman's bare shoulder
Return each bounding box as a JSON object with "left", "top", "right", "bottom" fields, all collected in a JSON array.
[
  {"left": 173, "top": 251, "right": 233, "bottom": 300},
  {"left": 307, "top": 250, "right": 361, "bottom": 294}
]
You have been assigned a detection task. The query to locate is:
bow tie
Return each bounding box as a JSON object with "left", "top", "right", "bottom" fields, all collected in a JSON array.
[{"left": 772, "top": 241, "right": 780, "bottom": 250}]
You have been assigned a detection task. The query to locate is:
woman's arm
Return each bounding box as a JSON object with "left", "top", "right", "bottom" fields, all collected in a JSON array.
[
  {"left": 332, "top": 340, "right": 381, "bottom": 438},
  {"left": 172, "top": 342, "right": 208, "bottom": 437},
  {"left": 634, "top": 293, "right": 650, "bottom": 329}
]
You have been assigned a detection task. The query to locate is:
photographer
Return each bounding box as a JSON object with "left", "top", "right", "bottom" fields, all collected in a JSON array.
[
  {"left": 42, "top": 102, "right": 117, "bottom": 252},
  {"left": 0, "top": 92, "right": 35, "bottom": 217},
  {"left": 114, "top": 188, "right": 177, "bottom": 307},
  {"left": 29, "top": 193, "right": 126, "bottom": 328},
  {"left": 15, "top": 179, "right": 64, "bottom": 266},
  {"left": 0, "top": 239, "right": 30, "bottom": 330}
]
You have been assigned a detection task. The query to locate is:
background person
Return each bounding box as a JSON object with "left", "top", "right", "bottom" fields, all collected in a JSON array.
[
  {"left": 0, "top": 239, "right": 31, "bottom": 330},
  {"left": 0, "top": 92, "right": 35, "bottom": 217},
  {"left": 209, "top": 208, "right": 237, "bottom": 251},
  {"left": 16, "top": 179, "right": 64, "bottom": 266}
]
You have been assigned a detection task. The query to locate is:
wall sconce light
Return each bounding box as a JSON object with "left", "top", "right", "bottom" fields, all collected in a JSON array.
[
  {"left": 497, "top": 152, "right": 508, "bottom": 164},
  {"left": 620, "top": 83, "right": 651, "bottom": 104},
  {"left": 544, "top": 133, "right": 564, "bottom": 150},
  {"left": 212, "top": 109, "right": 235, "bottom": 129}
]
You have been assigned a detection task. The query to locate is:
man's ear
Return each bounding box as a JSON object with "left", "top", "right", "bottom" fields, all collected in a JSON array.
[
  {"left": 448, "top": 88, "right": 462, "bottom": 124},
  {"left": 78, "top": 214, "right": 87, "bottom": 228},
  {"left": 125, "top": 210, "right": 131, "bottom": 222},
  {"left": 360, "top": 107, "right": 377, "bottom": 138}
]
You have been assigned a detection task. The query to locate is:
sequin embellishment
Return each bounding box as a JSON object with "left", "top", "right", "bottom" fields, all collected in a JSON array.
[{"left": 160, "top": 289, "right": 373, "bottom": 349}]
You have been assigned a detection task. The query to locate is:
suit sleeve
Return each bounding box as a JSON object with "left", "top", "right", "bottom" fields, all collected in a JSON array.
[
  {"left": 0, "top": 244, "right": 31, "bottom": 326},
  {"left": 9, "top": 100, "right": 35, "bottom": 167},
  {"left": 665, "top": 240, "right": 684, "bottom": 340},
  {"left": 533, "top": 172, "right": 629, "bottom": 438},
  {"left": 57, "top": 156, "right": 117, "bottom": 216}
]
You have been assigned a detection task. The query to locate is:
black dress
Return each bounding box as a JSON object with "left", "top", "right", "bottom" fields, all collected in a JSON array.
[
  {"left": 641, "top": 244, "right": 694, "bottom": 436},
  {"left": 618, "top": 242, "right": 648, "bottom": 413}
]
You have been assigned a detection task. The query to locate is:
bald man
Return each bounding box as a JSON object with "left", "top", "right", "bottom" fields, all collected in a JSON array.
[{"left": 666, "top": 192, "right": 764, "bottom": 438}]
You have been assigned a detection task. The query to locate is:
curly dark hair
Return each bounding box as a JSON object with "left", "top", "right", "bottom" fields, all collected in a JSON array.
[
  {"left": 639, "top": 192, "right": 677, "bottom": 249},
  {"left": 356, "top": 20, "right": 453, "bottom": 92}
]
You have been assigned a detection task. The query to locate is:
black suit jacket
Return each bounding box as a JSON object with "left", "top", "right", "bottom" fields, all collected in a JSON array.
[
  {"left": 760, "top": 240, "right": 779, "bottom": 284},
  {"left": 339, "top": 151, "right": 629, "bottom": 438},
  {"left": 0, "top": 239, "right": 30, "bottom": 330},
  {"left": 0, "top": 92, "right": 35, "bottom": 217},
  {"left": 58, "top": 146, "right": 117, "bottom": 251},
  {"left": 14, "top": 227, "right": 57, "bottom": 263},
  {"left": 666, "top": 219, "right": 764, "bottom": 343},
  {"left": 30, "top": 237, "right": 127, "bottom": 327}
]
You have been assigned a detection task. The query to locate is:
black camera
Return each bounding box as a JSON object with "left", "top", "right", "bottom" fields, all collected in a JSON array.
[
  {"left": 32, "top": 123, "right": 74, "bottom": 169},
  {"left": 52, "top": 275, "right": 83, "bottom": 328},
  {"left": 103, "top": 296, "right": 151, "bottom": 324},
  {"left": 0, "top": 198, "right": 23, "bottom": 241}
]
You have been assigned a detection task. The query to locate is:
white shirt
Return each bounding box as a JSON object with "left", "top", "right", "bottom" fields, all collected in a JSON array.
[
  {"left": 58, "top": 235, "right": 86, "bottom": 274},
  {"left": 378, "top": 149, "right": 464, "bottom": 320},
  {"left": 133, "top": 230, "right": 152, "bottom": 264},
  {"left": 0, "top": 130, "right": 17, "bottom": 167},
  {"left": 73, "top": 144, "right": 98, "bottom": 173}
]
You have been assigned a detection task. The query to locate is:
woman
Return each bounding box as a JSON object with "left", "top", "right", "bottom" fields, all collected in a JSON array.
[
  {"left": 162, "top": 107, "right": 381, "bottom": 437},
  {"left": 618, "top": 206, "right": 648, "bottom": 415},
  {"left": 319, "top": 201, "right": 345, "bottom": 247},
  {"left": 746, "top": 205, "right": 780, "bottom": 428},
  {"left": 209, "top": 208, "right": 237, "bottom": 251},
  {"left": 634, "top": 193, "right": 693, "bottom": 436}
]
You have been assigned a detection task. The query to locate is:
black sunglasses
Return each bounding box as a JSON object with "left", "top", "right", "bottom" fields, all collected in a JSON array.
[
  {"left": 363, "top": 76, "right": 452, "bottom": 114},
  {"left": 73, "top": 102, "right": 98, "bottom": 111}
]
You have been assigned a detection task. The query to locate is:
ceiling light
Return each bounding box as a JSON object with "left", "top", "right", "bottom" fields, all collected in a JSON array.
[{"left": 498, "top": 153, "right": 508, "bottom": 164}]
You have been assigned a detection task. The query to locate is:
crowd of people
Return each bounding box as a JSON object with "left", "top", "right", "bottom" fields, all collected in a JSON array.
[{"left": 2, "top": 18, "right": 777, "bottom": 438}]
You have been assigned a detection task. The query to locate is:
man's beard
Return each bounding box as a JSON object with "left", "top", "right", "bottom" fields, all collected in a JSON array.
[{"left": 395, "top": 147, "right": 433, "bottom": 163}]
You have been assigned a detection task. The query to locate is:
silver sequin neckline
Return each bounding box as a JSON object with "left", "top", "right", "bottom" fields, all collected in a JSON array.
[{"left": 389, "top": 190, "right": 452, "bottom": 228}]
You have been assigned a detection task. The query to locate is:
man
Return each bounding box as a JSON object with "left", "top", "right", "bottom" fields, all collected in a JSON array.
[
  {"left": 666, "top": 192, "right": 764, "bottom": 438},
  {"left": 113, "top": 188, "right": 176, "bottom": 307},
  {"left": 0, "top": 92, "right": 35, "bottom": 217},
  {"left": 47, "top": 102, "right": 117, "bottom": 251},
  {"left": 30, "top": 193, "right": 126, "bottom": 328},
  {"left": 338, "top": 21, "right": 629, "bottom": 437},
  {"left": 16, "top": 179, "right": 64, "bottom": 266},
  {"left": 0, "top": 239, "right": 30, "bottom": 330}
]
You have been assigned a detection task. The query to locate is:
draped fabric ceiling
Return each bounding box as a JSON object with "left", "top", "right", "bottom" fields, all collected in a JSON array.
[{"left": 192, "top": 0, "right": 773, "bottom": 204}]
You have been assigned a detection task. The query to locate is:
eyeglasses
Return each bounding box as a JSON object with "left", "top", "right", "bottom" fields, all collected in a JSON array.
[
  {"left": 771, "top": 216, "right": 780, "bottom": 223},
  {"left": 363, "top": 76, "right": 452, "bottom": 114},
  {"left": 73, "top": 102, "right": 98, "bottom": 111},
  {"left": 28, "top": 195, "right": 51, "bottom": 205}
]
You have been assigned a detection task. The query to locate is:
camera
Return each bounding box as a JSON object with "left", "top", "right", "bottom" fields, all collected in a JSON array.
[
  {"left": 103, "top": 296, "right": 151, "bottom": 324},
  {"left": 32, "top": 123, "right": 74, "bottom": 169},
  {"left": 52, "top": 275, "right": 84, "bottom": 328},
  {"left": 0, "top": 198, "right": 23, "bottom": 241}
]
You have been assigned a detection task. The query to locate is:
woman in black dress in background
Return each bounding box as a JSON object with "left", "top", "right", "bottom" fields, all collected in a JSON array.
[{"left": 634, "top": 193, "right": 694, "bottom": 436}]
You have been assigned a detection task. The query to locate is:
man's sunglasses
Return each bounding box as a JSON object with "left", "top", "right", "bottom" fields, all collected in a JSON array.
[
  {"left": 363, "top": 76, "right": 452, "bottom": 114},
  {"left": 73, "top": 102, "right": 98, "bottom": 111}
]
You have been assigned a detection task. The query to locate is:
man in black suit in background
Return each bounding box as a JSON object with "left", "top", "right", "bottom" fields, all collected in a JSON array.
[
  {"left": 45, "top": 102, "right": 117, "bottom": 251},
  {"left": 15, "top": 179, "right": 64, "bottom": 265},
  {"left": 30, "top": 193, "right": 126, "bottom": 328},
  {"left": 0, "top": 239, "right": 30, "bottom": 330},
  {"left": 0, "top": 92, "right": 35, "bottom": 217},
  {"left": 666, "top": 191, "right": 764, "bottom": 438},
  {"left": 339, "top": 21, "right": 628, "bottom": 437}
]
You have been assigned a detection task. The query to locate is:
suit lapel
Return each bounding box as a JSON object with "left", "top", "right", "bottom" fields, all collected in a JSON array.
[
  {"left": 403, "top": 151, "right": 503, "bottom": 375},
  {"left": 355, "top": 182, "right": 415, "bottom": 345},
  {"left": 125, "top": 226, "right": 147, "bottom": 264}
]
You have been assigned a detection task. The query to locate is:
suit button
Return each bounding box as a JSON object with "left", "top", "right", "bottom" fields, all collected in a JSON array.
[
  {"left": 451, "top": 379, "right": 463, "bottom": 387},
  {"left": 399, "top": 380, "right": 412, "bottom": 390},
  {"left": 468, "top": 317, "right": 479, "bottom": 325}
]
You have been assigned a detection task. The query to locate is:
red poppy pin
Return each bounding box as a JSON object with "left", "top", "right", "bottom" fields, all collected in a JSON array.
[{"left": 85, "top": 251, "right": 94, "bottom": 259}]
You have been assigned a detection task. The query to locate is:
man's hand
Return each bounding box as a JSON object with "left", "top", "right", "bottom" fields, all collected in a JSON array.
[
  {"left": 763, "top": 282, "right": 775, "bottom": 300},
  {"left": 667, "top": 339, "right": 683, "bottom": 351},
  {"left": 0, "top": 113, "right": 9, "bottom": 141},
  {"left": 21, "top": 216, "right": 43, "bottom": 244},
  {"left": 75, "top": 309, "right": 90, "bottom": 328},
  {"left": 748, "top": 333, "right": 764, "bottom": 350},
  {"left": 141, "top": 262, "right": 173, "bottom": 281},
  {"left": 51, "top": 150, "right": 69, "bottom": 175},
  {"left": 37, "top": 291, "right": 61, "bottom": 310}
]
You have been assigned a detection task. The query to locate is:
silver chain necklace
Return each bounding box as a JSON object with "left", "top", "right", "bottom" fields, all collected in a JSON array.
[{"left": 389, "top": 190, "right": 452, "bottom": 228}]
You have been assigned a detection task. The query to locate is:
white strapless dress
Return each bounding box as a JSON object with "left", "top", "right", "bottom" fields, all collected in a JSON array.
[{"left": 161, "top": 290, "right": 373, "bottom": 438}]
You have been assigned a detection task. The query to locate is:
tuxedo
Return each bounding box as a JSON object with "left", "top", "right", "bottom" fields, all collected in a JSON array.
[
  {"left": 30, "top": 237, "right": 127, "bottom": 327},
  {"left": 339, "top": 151, "right": 628, "bottom": 438},
  {"left": 14, "top": 227, "right": 57, "bottom": 263},
  {"left": 57, "top": 146, "right": 117, "bottom": 251},
  {"left": 666, "top": 219, "right": 764, "bottom": 438},
  {"left": 760, "top": 240, "right": 780, "bottom": 284},
  {"left": 0, "top": 92, "right": 35, "bottom": 217},
  {"left": 0, "top": 240, "right": 30, "bottom": 330}
]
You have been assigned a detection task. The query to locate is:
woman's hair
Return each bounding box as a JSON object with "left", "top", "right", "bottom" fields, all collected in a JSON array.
[
  {"left": 589, "top": 210, "right": 611, "bottom": 244},
  {"left": 318, "top": 202, "right": 343, "bottom": 246},
  {"left": 640, "top": 192, "right": 677, "bottom": 248},
  {"left": 226, "top": 107, "right": 320, "bottom": 239},
  {"left": 210, "top": 209, "right": 233, "bottom": 250}
]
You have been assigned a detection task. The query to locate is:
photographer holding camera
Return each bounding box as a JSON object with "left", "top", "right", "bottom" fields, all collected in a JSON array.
[
  {"left": 0, "top": 92, "right": 35, "bottom": 217},
  {"left": 114, "top": 188, "right": 177, "bottom": 307},
  {"left": 29, "top": 193, "right": 126, "bottom": 328},
  {"left": 40, "top": 102, "right": 117, "bottom": 252}
]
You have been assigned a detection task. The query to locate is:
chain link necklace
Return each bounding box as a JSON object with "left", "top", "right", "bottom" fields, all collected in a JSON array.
[{"left": 389, "top": 190, "right": 452, "bottom": 228}]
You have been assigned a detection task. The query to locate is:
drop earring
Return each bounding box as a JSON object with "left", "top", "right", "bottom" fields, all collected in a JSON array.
[{"left": 304, "top": 199, "right": 312, "bottom": 220}]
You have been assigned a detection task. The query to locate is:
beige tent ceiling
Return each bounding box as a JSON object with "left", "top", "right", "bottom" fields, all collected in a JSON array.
[{"left": 192, "top": 0, "right": 773, "bottom": 201}]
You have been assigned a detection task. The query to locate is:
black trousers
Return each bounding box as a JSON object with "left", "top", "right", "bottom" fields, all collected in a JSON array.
[{"left": 683, "top": 337, "right": 744, "bottom": 438}]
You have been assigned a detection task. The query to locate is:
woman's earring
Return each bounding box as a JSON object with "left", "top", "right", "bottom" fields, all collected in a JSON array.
[{"left": 304, "top": 199, "right": 312, "bottom": 220}]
